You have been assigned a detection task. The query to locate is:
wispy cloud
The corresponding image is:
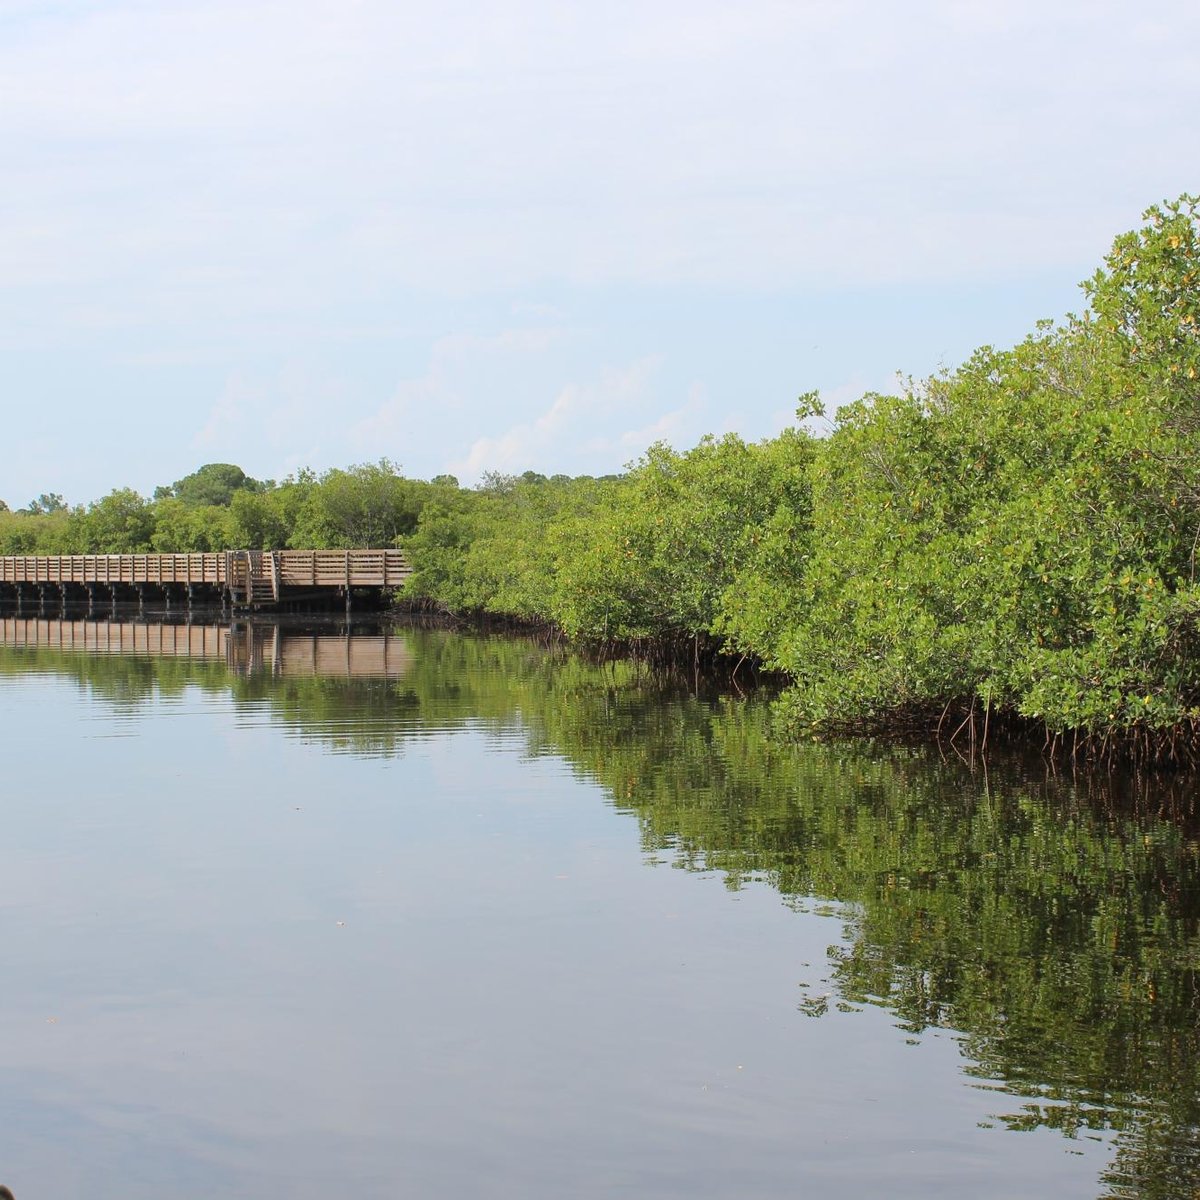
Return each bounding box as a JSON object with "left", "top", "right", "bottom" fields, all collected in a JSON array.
[
  {"left": 193, "top": 375, "right": 258, "bottom": 451},
  {"left": 191, "top": 365, "right": 351, "bottom": 483},
  {"left": 350, "top": 325, "right": 566, "bottom": 453},
  {"left": 450, "top": 357, "right": 670, "bottom": 481}
]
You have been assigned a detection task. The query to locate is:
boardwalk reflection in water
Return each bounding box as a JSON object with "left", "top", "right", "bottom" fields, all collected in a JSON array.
[{"left": 0, "top": 616, "right": 412, "bottom": 679}]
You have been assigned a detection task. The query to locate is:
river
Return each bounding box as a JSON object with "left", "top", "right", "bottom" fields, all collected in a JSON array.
[{"left": 0, "top": 615, "right": 1196, "bottom": 1199}]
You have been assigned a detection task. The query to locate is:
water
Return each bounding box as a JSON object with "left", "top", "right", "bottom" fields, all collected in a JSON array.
[{"left": 0, "top": 616, "right": 1196, "bottom": 1199}]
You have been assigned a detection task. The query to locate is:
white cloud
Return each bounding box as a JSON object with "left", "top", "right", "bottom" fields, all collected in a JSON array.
[
  {"left": 610, "top": 382, "right": 709, "bottom": 454},
  {"left": 350, "top": 326, "right": 566, "bottom": 454},
  {"left": 449, "top": 357, "right": 669, "bottom": 481},
  {"left": 193, "top": 374, "right": 258, "bottom": 451},
  {"left": 190, "top": 365, "right": 352, "bottom": 483}
]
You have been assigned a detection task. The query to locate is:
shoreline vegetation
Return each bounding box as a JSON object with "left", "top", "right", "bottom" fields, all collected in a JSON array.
[{"left": 5, "top": 195, "right": 1200, "bottom": 765}]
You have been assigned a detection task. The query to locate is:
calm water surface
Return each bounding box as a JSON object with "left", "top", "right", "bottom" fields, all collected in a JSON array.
[{"left": 0, "top": 616, "right": 1197, "bottom": 1199}]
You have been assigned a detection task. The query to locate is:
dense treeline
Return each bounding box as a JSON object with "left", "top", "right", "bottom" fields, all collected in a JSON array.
[
  {"left": 5, "top": 196, "right": 1200, "bottom": 754},
  {"left": 402, "top": 426, "right": 817, "bottom": 660},
  {"left": 0, "top": 459, "right": 442, "bottom": 557}
]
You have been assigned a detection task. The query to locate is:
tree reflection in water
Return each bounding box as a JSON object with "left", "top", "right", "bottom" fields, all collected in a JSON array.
[{"left": 1, "top": 618, "right": 1196, "bottom": 1199}]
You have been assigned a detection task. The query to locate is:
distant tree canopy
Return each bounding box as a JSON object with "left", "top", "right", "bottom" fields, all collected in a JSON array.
[
  {"left": 155, "top": 463, "right": 267, "bottom": 508},
  {"left": 72, "top": 488, "right": 156, "bottom": 553},
  {"left": 22, "top": 492, "right": 67, "bottom": 515},
  {"left": 0, "top": 460, "right": 460, "bottom": 557}
]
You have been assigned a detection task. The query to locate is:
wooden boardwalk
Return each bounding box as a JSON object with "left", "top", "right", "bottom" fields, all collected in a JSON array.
[{"left": 0, "top": 549, "right": 411, "bottom": 610}]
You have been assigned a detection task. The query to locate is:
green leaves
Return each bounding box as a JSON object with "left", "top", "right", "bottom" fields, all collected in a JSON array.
[
  {"left": 400, "top": 431, "right": 818, "bottom": 651},
  {"left": 760, "top": 195, "right": 1200, "bottom": 744}
]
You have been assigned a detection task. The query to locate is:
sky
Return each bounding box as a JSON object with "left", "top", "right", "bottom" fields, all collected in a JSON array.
[{"left": 2, "top": 0, "right": 1199, "bottom": 506}]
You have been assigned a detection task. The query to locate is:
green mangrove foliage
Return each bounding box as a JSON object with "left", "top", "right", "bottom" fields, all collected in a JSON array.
[
  {"left": 401, "top": 471, "right": 611, "bottom": 619},
  {"left": 553, "top": 426, "right": 816, "bottom": 649},
  {"left": 401, "top": 429, "right": 817, "bottom": 659},
  {"left": 3, "top": 626, "right": 1198, "bottom": 1194},
  {"left": 750, "top": 196, "right": 1200, "bottom": 748},
  {"left": 0, "top": 460, "right": 440, "bottom": 556}
]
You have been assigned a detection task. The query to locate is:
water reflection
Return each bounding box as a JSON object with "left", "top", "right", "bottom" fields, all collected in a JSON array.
[
  {"left": 0, "top": 615, "right": 411, "bottom": 678},
  {"left": 0, "top": 617, "right": 1197, "bottom": 1199}
]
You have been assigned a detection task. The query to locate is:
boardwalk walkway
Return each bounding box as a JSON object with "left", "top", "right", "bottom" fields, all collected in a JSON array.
[{"left": 0, "top": 549, "right": 411, "bottom": 610}]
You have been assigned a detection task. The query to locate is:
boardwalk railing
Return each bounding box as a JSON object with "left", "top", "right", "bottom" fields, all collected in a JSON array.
[
  {"left": 0, "top": 549, "right": 411, "bottom": 608},
  {"left": 0, "top": 553, "right": 225, "bottom": 585}
]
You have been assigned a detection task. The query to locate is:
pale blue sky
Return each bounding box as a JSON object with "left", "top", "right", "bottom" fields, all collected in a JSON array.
[{"left": 2, "top": 0, "right": 1198, "bottom": 505}]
